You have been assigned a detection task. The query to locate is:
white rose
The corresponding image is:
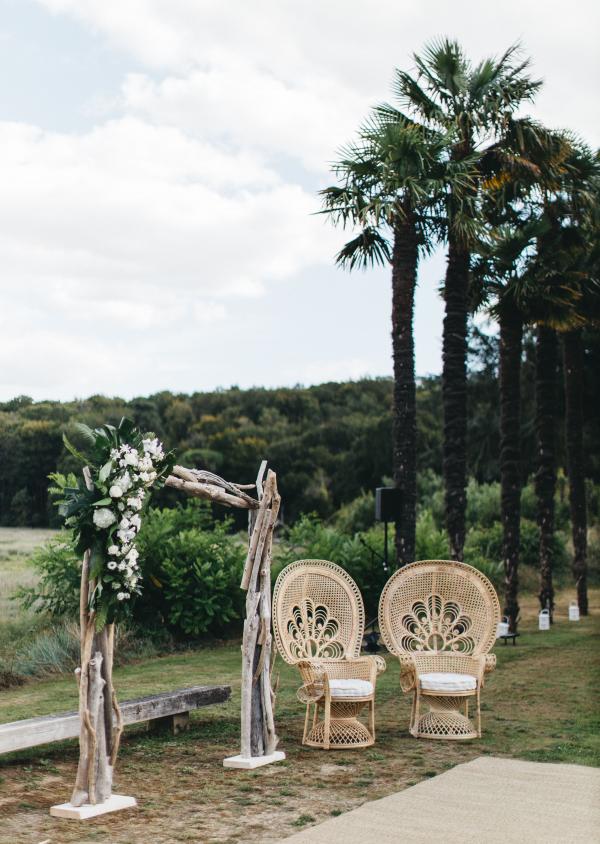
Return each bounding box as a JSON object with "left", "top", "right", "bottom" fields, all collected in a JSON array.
[
  {"left": 109, "top": 485, "right": 123, "bottom": 498},
  {"left": 93, "top": 508, "right": 116, "bottom": 529},
  {"left": 127, "top": 497, "right": 142, "bottom": 511},
  {"left": 126, "top": 548, "right": 139, "bottom": 562},
  {"left": 108, "top": 545, "right": 119, "bottom": 555},
  {"left": 107, "top": 561, "right": 117, "bottom": 570},
  {"left": 117, "top": 592, "right": 126, "bottom": 601},
  {"left": 124, "top": 451, "right": 139, "bottom": 467},
  {"left": 118, "top": 562, "right": 126, "bottom": 571},
  {"left": 130, "top": 514, "right": 141, "bottom": 531}
]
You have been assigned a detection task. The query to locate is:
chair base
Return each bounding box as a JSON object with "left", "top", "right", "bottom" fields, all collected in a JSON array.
[
  {"left": 303, "top": 699, "right": 375, "bottom": 749},
  {"left": 412, "top": 693, "right": 479, "bottom": 741},
  {"left": 305, "top": 717, "right": 374, "bottom": 749}
]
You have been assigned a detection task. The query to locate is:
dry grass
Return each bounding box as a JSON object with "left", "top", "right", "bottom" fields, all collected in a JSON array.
[
  {"left": 0, "top": 528, "right": 56, "bottom": 624},
  {"left": 0, "top": 587, "right": 597, "bottom": 844}
]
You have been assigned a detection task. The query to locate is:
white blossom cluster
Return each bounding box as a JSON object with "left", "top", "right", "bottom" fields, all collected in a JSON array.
[{"left": 92, "top": 437, "right": 165, "bottom": 601}]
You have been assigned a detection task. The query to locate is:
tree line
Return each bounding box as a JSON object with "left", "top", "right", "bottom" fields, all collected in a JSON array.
[{"left": 320, "top": 39, "right": 599, "bottom": 630}]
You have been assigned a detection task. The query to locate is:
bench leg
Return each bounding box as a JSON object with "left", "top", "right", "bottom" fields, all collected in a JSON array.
[{"left": 151, "top": 712, "right": 190, "bottom": 736}]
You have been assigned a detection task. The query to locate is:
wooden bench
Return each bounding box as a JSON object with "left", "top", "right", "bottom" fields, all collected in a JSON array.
[{"left": 0, "top": 684, "right": 231, "bottom": 755}]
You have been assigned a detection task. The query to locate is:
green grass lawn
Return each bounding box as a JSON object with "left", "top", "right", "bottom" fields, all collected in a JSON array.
[{"left": 0, "top": 527, "right": 598, "bottom": 843}]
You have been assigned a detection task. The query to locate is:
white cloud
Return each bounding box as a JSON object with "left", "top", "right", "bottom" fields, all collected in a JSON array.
[
  {"left": 36, "top": 0, "right": 600, "bottom": 145},
  {"left": 0, "top": 114, "right": 342, "bottom": 398},
  {"left": 3, "top": 0, "right": 598, "bottom": 399},
  {"left": 120, "top": 66, "right": 367, "bottom": 173},
  {"left": 0, "top": 117, "right": 332, "bottom": 299}
]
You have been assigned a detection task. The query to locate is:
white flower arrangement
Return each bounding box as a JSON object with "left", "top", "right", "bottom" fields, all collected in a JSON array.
[{"left": 90, "top": 435, "right": 170, "bottom": 602}]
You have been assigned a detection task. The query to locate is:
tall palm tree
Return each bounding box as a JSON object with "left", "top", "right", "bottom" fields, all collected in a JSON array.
[
  {"left": 320, "top": 103, "right": 476, "bottom": 566},
  {"left": 394, "top": 40, "right": 541, "bottom": 559},
  {"left": 529, "top": 143, "right": 600, "bottom": 615},
  {"left": 474, "top": 220, "right": 540, "bottom": 632},
  {"left": 473, "top": 124, "right": 576, "bottom": 631},
  {"left": 535, "top": 323, "right": 558, "bottom": 616}
]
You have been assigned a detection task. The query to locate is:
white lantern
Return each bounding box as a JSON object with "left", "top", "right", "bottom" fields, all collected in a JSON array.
[
  {"left": 496, "top": 616, "right": 510, "bottom": 637},
  {"left": 568, "top": 601, "right": 580, "bottom": 622},
  {"left": 538, "top": 608, "right": 550, "bottom": 630}
]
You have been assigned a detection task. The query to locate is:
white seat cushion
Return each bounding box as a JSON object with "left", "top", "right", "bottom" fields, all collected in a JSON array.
[
  {"left": 419, "top": 672, "right": 477, "bottom": 693},
  {"left": 328, "top": 679, "right": 374, "bottom": 698}
]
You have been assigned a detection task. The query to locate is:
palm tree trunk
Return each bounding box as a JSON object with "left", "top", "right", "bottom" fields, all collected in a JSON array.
[
  {"left": 442, "top": 236, "right": 469, "bottom": 560},
  {"left": 563, "top": 329, "right": 588, "bottom": 614},
  {"left": 535, "top": 326, "right": 558, "bottom": 618},
  {"left": 391, "top": 207, "right": 418, "bottom": 566},
  {"left": 499, "top": 302, "right": 523, "bottom": 633}
]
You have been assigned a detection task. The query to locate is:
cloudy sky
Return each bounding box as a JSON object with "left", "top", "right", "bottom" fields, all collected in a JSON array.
[{"left": 1, "top": 0, "right": 598, "bottom": 401}]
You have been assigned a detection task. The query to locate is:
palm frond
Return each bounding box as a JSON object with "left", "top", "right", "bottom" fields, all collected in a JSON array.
[{"left": 335, "top": 227, "right": 392, "bottom": 270}]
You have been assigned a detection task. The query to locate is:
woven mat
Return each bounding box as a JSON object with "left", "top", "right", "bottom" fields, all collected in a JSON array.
[{"left": 279, "top": 756, "right": 600, "bottom": 843}]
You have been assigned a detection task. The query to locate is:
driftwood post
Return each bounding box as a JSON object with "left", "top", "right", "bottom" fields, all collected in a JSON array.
[{"left": 51, "top": 467, "right": 130, "bottom": 819}]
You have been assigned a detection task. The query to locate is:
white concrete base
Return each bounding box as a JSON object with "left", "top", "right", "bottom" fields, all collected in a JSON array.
[
  {"left": 50, "top": 794, "right": 137, "bottom": 819},
  {"left": 223, "top": 750, "right": 286, "bottom": 769}
]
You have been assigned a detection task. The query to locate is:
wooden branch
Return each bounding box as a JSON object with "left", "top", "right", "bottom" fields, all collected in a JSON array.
[
  {"left": 165, "top": 474, "right": 257, "bottom": 509},
  {"left": 177, "top": 467, "right": 258, "bottom": 505},
  {"left": 240, "top": 589, "right": 261, "bottom": 758}
]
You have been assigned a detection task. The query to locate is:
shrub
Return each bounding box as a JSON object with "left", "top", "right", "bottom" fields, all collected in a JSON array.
[
  {"left": 159, "top": 526, "right": 245, "bottom": 637},
  {"left": 14, "top": 622, "right": 81, "bottom": 677},
  {"left": 465, "top": 479, "right": 501, "bottom": 529},
  {"left": 333, "top": 491, "right": 376, "bottom": 534},
  {"left": 276, "top": 515, "right": 390, "bottom": 619},
  {"left": 17, "top": 501, "right": 247, "bottom": 640},
  {"left": 18, "top": 533, "right": 80, "bottom": 617},
  {"left": 415, "top": 510, "right": 450, "bottom": 560},
  {"left": 464, "top": 518, "right": 569, "bottom": 589}
]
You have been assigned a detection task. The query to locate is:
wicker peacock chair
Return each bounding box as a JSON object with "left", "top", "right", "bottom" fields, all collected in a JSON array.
[
  {"left": 272, "top": 560, "right": 386, "bottom": 750},
  {"left": 378, "top": 560, "right": 500, "bottom": 740}
]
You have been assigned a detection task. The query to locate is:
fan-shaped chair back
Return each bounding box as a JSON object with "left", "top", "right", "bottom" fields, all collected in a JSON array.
[
  {"left": 273, "top": 560, "right": 364, "bottom": 664},
  {"left": 378, "top": 560, "right": 500, "bottom": 657}
]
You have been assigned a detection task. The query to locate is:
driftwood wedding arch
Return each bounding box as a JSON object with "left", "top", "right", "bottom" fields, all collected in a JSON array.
[{"left": 58, "top": 460, "right": 282, "bottom": 818}]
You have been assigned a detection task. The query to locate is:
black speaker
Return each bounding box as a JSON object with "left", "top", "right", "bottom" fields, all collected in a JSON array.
[{"left": 375, "top": 487, "right": 402, "bottom": 521}]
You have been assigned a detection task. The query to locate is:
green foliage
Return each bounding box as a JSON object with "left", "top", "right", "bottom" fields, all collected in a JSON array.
[
  {"left": 275, "top": 515, "right": 390, "bottom": 619},
  {"left": 160, "top": 527, "right": 245, "bottom": 637},
  {"left": 464, "top": 518, "right": 569, "bottom": 588},
  {"left": 415, "top": 511, "right": 450, "bottom": 559},
  {"left": 1, "top": 346, "right": 599, "bottom": 532},
  {"left": 14, "top": 623, "right": 81, "bottom": 677},
  {"left": 21, "top": 501, "right": 246, "bottom": 640},
  {"left": 332, "top": 491, "right": 376, "bottom": 534},
  {"left": 18, "top": 533, "right": 81, "bottom": 617}
]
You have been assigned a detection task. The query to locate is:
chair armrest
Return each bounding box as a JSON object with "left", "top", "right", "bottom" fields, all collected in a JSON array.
[
  {"left": 296, "top": 660, "right": 329, "bottom": 703},
  {"left": 484, "top": 653, "right": 497, "bottom": 674},
  {"left": 370, "top": 654, "right": 387, "bottom": 675},
  {"left": 398, "top": 654, "right": 417, "bottom": 692}
]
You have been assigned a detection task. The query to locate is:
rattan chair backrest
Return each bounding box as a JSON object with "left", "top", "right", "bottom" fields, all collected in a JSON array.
[
  {"left": 272, "top": 560, "right": 365, "bottom": 664},
  {"left": 378, "top": 560, "right": 500, "bottom": 657}
]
